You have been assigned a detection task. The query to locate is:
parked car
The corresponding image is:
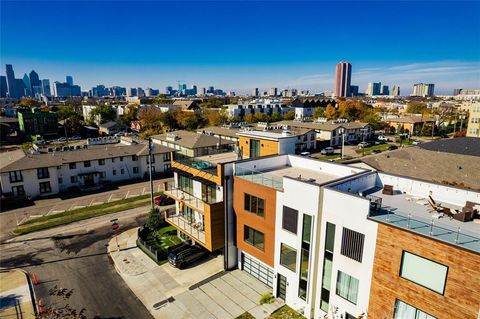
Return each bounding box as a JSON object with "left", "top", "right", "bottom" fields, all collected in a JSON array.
[
  {"left": 57, "top": 137, "right": 67, "bottom": 142},
  {"left": 412, "top": 140, "right": 422, "bottom": 145},
  {"left": 154, "top": 194, "right": 175, "bottom": 206},
  {"left": 358, "top": 142, "right": 370, "bottom": 148},
  {"left": 377, "top": 135, "right": 389, "bottom": 142},
  {"left": 300, "top": 151, "right": 311, "bottom": 157},
  {"left": 387, "top": 145, "right": 398, "bottom": 151},
  {"left": 168, "top": 245, "right": 209, "bottom": 269},
  {"left": 70, "top": 135, "right": 82, "bottom": 140},
  {"left": 372, "top": 149, "right": 382, "bottom": 154},
  {"left": 321, "top": 147, "right": 335, "bottom": 155}
]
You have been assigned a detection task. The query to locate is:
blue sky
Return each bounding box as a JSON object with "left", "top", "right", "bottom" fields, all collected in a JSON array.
[{"left": 1, "top": 1, "right": 479, "bottom": 94}]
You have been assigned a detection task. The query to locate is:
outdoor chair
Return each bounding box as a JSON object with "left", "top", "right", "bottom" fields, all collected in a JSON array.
[{"left": 382, "top": 185, "right": 394, "bottom": 195}]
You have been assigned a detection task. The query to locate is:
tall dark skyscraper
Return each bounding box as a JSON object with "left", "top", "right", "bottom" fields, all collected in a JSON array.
[
  {"left": 66, "top": 75, "right": 73, "bottom": 86},
  {"left": 334, "top": 61, "right": 352, "bottom": 98},
  {"left": 0, "top": 76, "right": 7, "bottom": 98},
  {"left": 5, "top": 64, "right": 16, "bottom": 97},
  {"left": 22, "top": 73, "right": 32, "bottom": 96},
  {"left": 29, "top": 70, "right": 41, "bottom": 89}
]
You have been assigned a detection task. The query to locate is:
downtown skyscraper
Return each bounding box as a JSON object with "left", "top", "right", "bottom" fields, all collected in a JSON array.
[{"left": 334, "top": 61, "right": 352, "bottom": 98}]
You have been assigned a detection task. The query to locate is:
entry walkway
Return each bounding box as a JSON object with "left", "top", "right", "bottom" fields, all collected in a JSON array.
[{"left": 108, "top": 228, "right": 283, "bottom": 319}]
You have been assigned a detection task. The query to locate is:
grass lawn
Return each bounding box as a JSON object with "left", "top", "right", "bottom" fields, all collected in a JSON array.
[
  {"left": 269, "top": 305, "right": 305, "bottom": 319},
  {"left": 354, "top": 143, "right": 395, "bottom": 155},
  {"left": 14, "top": 192, "right": 162, "bottom": 235},
  {"left": 141, "top": 224, "right": 182, "bottom": 264},
  {"left": 235, "top": 312, "right": 255, "bottom": 319}
]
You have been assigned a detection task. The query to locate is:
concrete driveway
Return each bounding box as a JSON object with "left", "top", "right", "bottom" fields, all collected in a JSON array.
[{"left": 109, "top": 229, "right": 283, "bottom": 319}]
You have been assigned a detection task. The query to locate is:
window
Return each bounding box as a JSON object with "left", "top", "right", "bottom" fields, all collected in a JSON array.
[
  {"left": 39, "top": 181, "right": 52, "bottom": 194},
  {"left": 282, "top": 206, "right": 298, "bottom": 234},
  {"left": 84, "top": 161, "right": 91, "bottom": 167},
  {"left": 70, "top": 176, "right": 78, "bottom": 183},
  {"left": 321, "top": 222, "right": 336, "bottom": 312},
  {"left": 69, "top": 163, "right": 76, "bottom": 169},
  {"left": 132, "top": 155, "right": 138, "bottom": 161},
  {"left": 100, "top": 172, "right": 106, "bottom": 179},
  {"left": 394, "top": 300, "right": 437, "bottom": 319},
  {"left": 178, "top": 175, "right": 193, "bottom": 194},
  {"left": 299, "top": 214, "right": 312, "bottom": 300},
  {"left": 244, "top": 193, "right": 264, "bottom": 217},
  {"left": 99, "top": 159, "right": 105, "bottom": 165},
  {"left": 280, "top": 243, "right": 297, "bottom": 272},
  {"left": 133, "top": 167, "right": 139, "bottom": 174},
  {"left": 164, "top": 163, "right": 171, "bottom": 172},
  {"left": 244, "top": 225, "right": 264, "bottom": 251},
  {"left": 9, "top": 171, "right": 23, "bottom": 183},
  {"left": 336, "top": 271, "right": 359, "bottom": 305},
  {"left": 37, "top": 167, "right": 49, "bottom": 179},
  {"left": 341, "top": 227, "right": 365, "bottom": 263},
  {"left": 250, "top": 139, "right": 260, "bottom": 157},
  {"left": 120, "top": 156, "right": 124, "bottom": 162},
  {"left": 202, "top": 184, "right": 217, "bottom": 203},
  {"left": 120, "top": 169, "right": 125, "bottom": 175},
  {"left": 112, "top": 157, "right": 116, "bottom": 163},
  {"left": 58, "top": 178, "right": 63, "bottom": 184},
  {"left": 113, "top": 170, "right": 116, "bottom": 176},
  {"left": 12, "top": 185, "right": 25, "bottom": 197},
  {"left": 400, "top": 251, "right": 448, "bottom": 294},
  {"left": 163, "top": 153, "right": 171, "bottom": 161}
]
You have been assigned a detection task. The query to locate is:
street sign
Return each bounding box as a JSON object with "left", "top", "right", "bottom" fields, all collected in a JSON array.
[
  {"left": 110, "top": 218, "right": 118, "bottom": 223},
  {"left": 112, "top": 222, "right": 119, "bottom": 231}
]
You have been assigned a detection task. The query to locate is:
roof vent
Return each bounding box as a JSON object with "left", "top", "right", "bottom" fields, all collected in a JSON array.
[{"left": 166, "top": 133, "right": 179, "bottom": 141}]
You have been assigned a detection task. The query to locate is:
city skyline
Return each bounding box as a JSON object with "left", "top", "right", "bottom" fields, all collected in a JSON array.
[{"left": 1, "top": 1, "right": 479, "bottom": 94}]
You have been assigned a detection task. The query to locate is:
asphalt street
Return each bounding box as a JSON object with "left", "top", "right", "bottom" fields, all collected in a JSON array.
[{"left": 0, "top": 208, "right": 155, "bottom": 319}]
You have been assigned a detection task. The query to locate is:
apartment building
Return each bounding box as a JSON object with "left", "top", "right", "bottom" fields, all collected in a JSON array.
[
  {"left": 225, "top": 99, "right": 293, "bottom": 118},
  {"left": 231, "top": 154, "right": 480, "bottom": 318},
  {"left": 465, "top": 102, "right": 480, "bottom": 137},
  {"left": 0, "top": 141, "right": 173, "bottom": 199}
]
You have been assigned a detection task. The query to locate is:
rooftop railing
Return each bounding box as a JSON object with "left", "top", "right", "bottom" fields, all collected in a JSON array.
[{"left": 235, "top": 166, "right": 283, "bottom": 190}]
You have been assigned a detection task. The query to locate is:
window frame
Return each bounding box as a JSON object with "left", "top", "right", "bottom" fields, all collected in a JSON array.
[
  {"left": 84, "top": 160, "right": 91, "bottom": 168},
  {"left": 37, "top": 167, "right": 49, "bottom": 179},
  {"left": 280, "top": 243, "right": 297, "bottom": 273},
  {"left": 39, "top": 181, "right": 52, "bottom": 194},
  {"left": 244, "top": 193, "right": 265, "bottom": 217},
  {"left": 282, "top": 206, "right": 298, "bottom": 234},
  {"left": 9, "top": 170, "right": 23, "bottom": 183},
  {"left": 244, "top": 225, "right": 265, "bottom": 251},
  {"left": 98, "top": 159, "right": 105, "bottom": 166},
  {"left": 335, "top": 270, "right": 359, "bottom": 305},
  {"left": 69, "top": 162, "right": 76, "bottom": 169}
]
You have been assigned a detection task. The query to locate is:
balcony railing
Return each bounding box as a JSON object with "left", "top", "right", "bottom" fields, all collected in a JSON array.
[
  {"left": 173, "top": 149, "right": 232, "bottom": 176},
  {"left": 165, "top": 209, "right": 206, "bottom": 244},
  {"left": 235, "top": 166, "right": 283, "bottom": 190},
  {"left": 164, "top": 183, "right": 205, "bottom": 212}
]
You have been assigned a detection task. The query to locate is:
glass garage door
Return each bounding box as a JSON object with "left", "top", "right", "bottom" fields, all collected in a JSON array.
[{"left": 242, "top": 253, "right": 274, "bottom": 287}]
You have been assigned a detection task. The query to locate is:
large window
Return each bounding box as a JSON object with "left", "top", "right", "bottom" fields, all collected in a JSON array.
[
  {"left": 178, "top": 175, "right": 193, "bottom": 194},
  {"left": 202, "top": 184, "right": 217, "bottom": 203},
  {"left": 320, "top": 222, "right": 335, "bottom": 312},
  {"left": 9, "top": 171, "right": 23, "bottom": 183},
  {"left": 37, "top": 167, "right": 49, "bottom": 179},
  {"left": 400, "top": 251, "right": 448, "bottom": 295},
  {"left": 132, "top": 155, "right": 138, "bottom": 161},
  {"left": 280, "top": 243, "right": 297, "bottom": 272},
  {"left": 299, "top": 214, "right": 312, "bottom": 300},
  {"left": 282, "top": 206, "right": 298, "bottom": 234},
  {"left": 340, "top": 227, "right": 365, "bottom": 263},
  {"left": 394, "top": 300, "right": 437, "bottom": 319},
  {"left": 99, "top": 159, "right": 105, "bottom": 166},
  {"left": 244, "top": 193, "right": 264, "bottom": 217},
  {"left": 12, "top": 185, "right": 25, "bottom": 197},
  {"left": 163, "top": 153, "right": 171, "bottom": 161},
  {"left": 250, "top": 139, "right": 260, "bottom": 158},
  {"left": 84, "top": 161, "right": 91, "bottom": 167},
  {"left": 336, "top": 271, "right": 359, "bottom": 305},
  {"left": 39, "top": 181, "right": 52, "bottom": 194},
  {"left": 69, "top": 163, "right": 76, "bottom": 169},
  {"left": 244, "top": 225, "right": 264, "bottom": 251}
]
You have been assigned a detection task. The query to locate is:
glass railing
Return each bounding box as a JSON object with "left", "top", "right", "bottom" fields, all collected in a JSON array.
[
  {"left": 173, "top": 153, "right": 219, "bottom": 175},
  {"left": 165, "top": 209, "right": 206, "bottom": 243},
  {"left": 368, "top": 207, "right": 480, "bottom": 253},
  {"left": 164, "top": 182, "right": 222, "bottom": 212},
  {"left": 235, "top": 166, "right": 283, "bottom": 190}
]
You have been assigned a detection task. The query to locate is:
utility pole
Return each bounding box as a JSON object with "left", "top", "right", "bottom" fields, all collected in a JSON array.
[
  {"left": 148, "top": 137, "right": 154, "bottom": 211},
  {"left": 341, "top": 128, "right": 345, "bottom": 160}
]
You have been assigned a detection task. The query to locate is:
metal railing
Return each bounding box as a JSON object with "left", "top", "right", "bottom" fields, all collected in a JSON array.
[
  {"left": 235, "top": 166, "right": 283, "bottom": 190},
  {"left": 165, "top": 209, "right": 206, "bottom": 243},
  {"left": 173, "top": 153, "right": 222, "bottom": 176},
  {"left": 137, "top": 227, "right": 165, "bottom": 263}
]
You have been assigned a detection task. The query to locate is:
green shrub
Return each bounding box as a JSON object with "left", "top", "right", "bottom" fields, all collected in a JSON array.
[{"left": 259, "top": 293, "right": 275, "bottom": 305}]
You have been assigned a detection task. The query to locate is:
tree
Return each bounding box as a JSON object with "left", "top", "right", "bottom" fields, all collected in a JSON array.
[
  {"left": 284, "top": 110, "right": 295, "bottom": 120},
  {"left": 205, "top": 110, "right": 226, "bottom": 126},
  {"left": 254, "top": 112, "right": 270, "bottom": 122},
  {"left": 90, "top": 105, "right": 116, "bottom": 123},
  {"left": 244, "top": 113, "right": 256, "bottom": 123},
  {"left": 406, "top": 102, "right": 427, "bottom": 114},
  {"left": 325, "top": 104, "right": 337, "bottom": 119},
  {"left": 147, "top": 208, "right": 162, "bottom": 230},
  {"left": 57, "top": 106, "right": 83, "bottom": 135},
  {"left": 138, "top": 106, "right": 163, "bottom": 134},
  {"left": 17, "top": 98, "right": 41, "bottom": 108},
  {"left": 199, "top": 97, "right": 225, "bottom": 109},
  {"left": 271, "top": 112, "right": 282, "bottom": 122},
  {"left": 313, "top": 107, "right": 325, "bottom": 119},
  {"left": 118, "top": 104, "right": 138, "bottom": 126}
]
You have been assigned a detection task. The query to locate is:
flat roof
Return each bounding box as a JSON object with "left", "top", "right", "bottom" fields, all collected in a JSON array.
[
  {"left": 195, "top": 151, "right": 239, "bottom": 165},
  {"left": 368, "top": 188, "right": 480, "bottom": 253},
  {"left": 264, "top": 165, "right": 339, "bottom": 185},
  {"left": 237, "top": 130, "right": 295, "bottom": 140}
]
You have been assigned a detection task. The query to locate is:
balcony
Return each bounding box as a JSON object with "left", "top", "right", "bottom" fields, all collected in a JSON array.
[
  {"left": 165, "top": 209, "right": 206, "bottom": 244},
  {"left": 164, "top": 182, "right": 207, "bottom": 213}
]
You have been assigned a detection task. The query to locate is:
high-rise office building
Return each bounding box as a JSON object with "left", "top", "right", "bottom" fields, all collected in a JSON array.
[
  {"left": 0, "top": 76, "right": 7, "bottom": 98},
  {"left": 137, "top": 87, "right": 144, "bottom": 98},
  {"left": 198, "top": 87, "right": 207, "bottom": 96},
  {"left": 453, "top": 88, "right": 463, "bottom": 96},
  {"left": 22, "top": 74, "right": 32, "bottom": 96},
  {"left": 366, "top": 82, "right": 381, "bottom": 96},
  {"left": 268, "top": 87, "right": 278, "bottom": 96},
  {"left": 165, "top": 86, "right": 173, "bottom": 95},
  {"left": 334, "top": 61, "right": 352, "bottom": 97},
  {"left": 14, "top": 79, "right": 26, "bottom": 98},
  {"left": 412, "top": 83, "right": 435, "bottom": 97},
  {"left": 66, "top": 76, "right": 74, "bottom": 86},
  {"left": 350, "top": 85, "right": 359, "bottom": 96},
  {"left": 207, "top": 86, "right": 215, "bottom": 94},
  {"left": 29, "top": 70, "right": 41, "bottom": 89},
  {"left": 127, "top": 87, "right": 137, "bottom": 97},
  {"left": 5, "top": 64, "right": 17, "bottom": 98},
  {"left": 381, "top": 85, "right": 389, "bottom": 95},
  {"left": 53, "top": 81, "right": 81, "bottom": 97},
  {"left": 251, "top": 88, "right": 259, "bottom": 97},
  {"left": 191, "top": 85, "right": 197, "bottom": 95},
  {"left": 41, "top": 79, "right": 51, "bottom": 97},
  {"left": 392, "top": 85, "right": 400, "bottom": 97}
]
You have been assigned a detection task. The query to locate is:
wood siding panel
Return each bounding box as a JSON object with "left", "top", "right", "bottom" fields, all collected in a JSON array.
[
  {"left": 234, "top": 176, "right": 277, "bottom": 267},
  {"left": 171, "top": 161, "right": 220, "bottom": 185},
  {"left": 205, "top": 202, "right": 225, "bottom": 251},
  {"left": 238, "top": 136, "right": 279, "bottom": 158},
  {"left": 368, "top": 223, "right": 480, "bottom": 319}
]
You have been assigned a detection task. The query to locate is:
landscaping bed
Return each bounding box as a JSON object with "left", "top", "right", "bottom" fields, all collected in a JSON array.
[{"left": 138, "top": 224, "right": 182, "bottom": 264}]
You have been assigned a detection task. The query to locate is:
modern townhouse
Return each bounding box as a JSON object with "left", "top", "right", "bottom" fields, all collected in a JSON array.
[
  {"left": 225, "top": 99, "right": 293, "bottom": 118},
  {"left": 0, "top": 141, "right": 173, "bottom": 199}
]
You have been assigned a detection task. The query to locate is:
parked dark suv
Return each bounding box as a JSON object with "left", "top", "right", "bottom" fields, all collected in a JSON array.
[{"left": 168, "top": 245, "right": 208, "bottom": 269}]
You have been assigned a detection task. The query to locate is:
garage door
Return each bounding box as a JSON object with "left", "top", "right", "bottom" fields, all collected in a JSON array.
[{"left": 242, "top": 253, "right": 274, "bottom": 287}]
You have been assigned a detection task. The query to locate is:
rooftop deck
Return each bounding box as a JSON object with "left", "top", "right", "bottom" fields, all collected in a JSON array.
[
  {"left": 367, "top": 189, "right": 480, "bottom": 253},
  {"left": 195, "top": 151, "right": 239, "bottom": 165}
]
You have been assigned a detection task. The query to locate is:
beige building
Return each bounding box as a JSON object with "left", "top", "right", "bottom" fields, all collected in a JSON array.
[{"left": 465, "top": 102, "right": 480, "bottom": 137}]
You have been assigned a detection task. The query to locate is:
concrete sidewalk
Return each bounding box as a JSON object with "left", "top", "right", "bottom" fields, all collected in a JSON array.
[
  {"left": 0, "top": 269, "right": 38, "bottom": 319},
  {"left": 108, "top": 228, "right": 283, "bottom": 319}
]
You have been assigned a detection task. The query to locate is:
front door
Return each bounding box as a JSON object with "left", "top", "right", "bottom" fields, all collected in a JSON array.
[
  {"left": 277, "top": 274, "right": 287, "bottom": 300},
  {"left": 83, "top": 174, "right": 95, "bottom": 187},
  {"left": 250, "top": 139, "right": 260, "bottom": 158}
]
